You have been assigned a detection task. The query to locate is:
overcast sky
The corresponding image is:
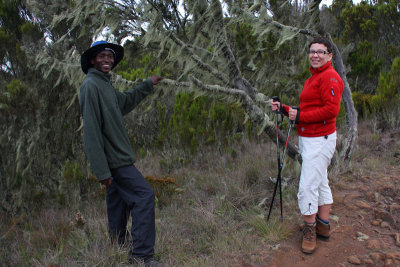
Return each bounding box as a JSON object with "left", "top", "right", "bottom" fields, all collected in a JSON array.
[{"left": 320, "top": 0, "right": 362, "bottom": 7}]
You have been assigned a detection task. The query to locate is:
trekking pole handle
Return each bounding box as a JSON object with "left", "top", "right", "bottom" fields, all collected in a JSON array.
[
  {"left": 272, "top": 96, "right": 281, "bottom": 114},
  {"left": 289, "top": 106, "right": 299, "bottom": 124}
]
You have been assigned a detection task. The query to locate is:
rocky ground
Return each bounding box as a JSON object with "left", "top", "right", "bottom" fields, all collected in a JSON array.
[{"left": 262, "top": 129, "right": 400, "bottom": 267}]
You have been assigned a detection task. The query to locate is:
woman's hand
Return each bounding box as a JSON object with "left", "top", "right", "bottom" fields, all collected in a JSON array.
[
  {"left": 270, "top": 99, "right": 280, "bottom": 112},
  {"left": 288, "top": 107, "right": 298, "bottom": 121}
]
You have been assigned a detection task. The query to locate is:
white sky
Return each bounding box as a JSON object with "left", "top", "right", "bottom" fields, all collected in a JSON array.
[{"left": 320, "top": 0, "right": 362, "bottom": 7}]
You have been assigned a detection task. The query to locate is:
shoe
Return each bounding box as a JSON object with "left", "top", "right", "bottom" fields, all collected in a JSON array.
[
  {"left": 316, "top": 217, "right": 330, "bottom": 240},
  {"left": 128, "top": 256, "right": 145, "bottom": 266},
  {"left": 302, "top": 222, "right": 317, "bottom": 254},
  {"left": 144, "top": 257, "right": 166, "bottom": 267},
  {"left": 129, "top": 256, "right": 165, "bottom": 267}
]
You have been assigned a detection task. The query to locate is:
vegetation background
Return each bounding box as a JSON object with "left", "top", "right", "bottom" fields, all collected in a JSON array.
[{"left": 0, "top": 0, "right": 399, "bottom": 266}]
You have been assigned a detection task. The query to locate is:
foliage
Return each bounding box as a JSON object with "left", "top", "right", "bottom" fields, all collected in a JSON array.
[
  {"left": 351, "top": 56, "right": 400, "bottom": 127},
  {"left": 334, "top": 0, "right": 400, "bottom": 93},
  {"left": 156, "top": 92, "right": 246, "bottom": 153},
  {"left": 340, "top": 2, "right": 377, "bottom": 43},
  {"left": 0, "top": 79, "right": 31, "bottom": 110},
  {"left": 117, "top": 54, "right": 161, "bottom": 81},
  {"left": 145, "top": 175, "right": 180, "bottom": 207},
  {"left": 62, "top": 160, "right": 83, "bottom": 183},
  {"left": 347, "top": 41, "right": 382, "bottom": 93},
  {"left": 375, "top": 57, "right": 400, "bottom": 105},
  {"left": 370, "top": 56, "right": 400, "bottom": 128},
  {"left": 0, "top": 140, "right": 301, "bottom": 266},
  {"left": 19, "top": 22, "right": 42, "bottom": 40},
  {"left": 352, "top": 91, "right": 374, "bottom": 118},
  {"left": 0, "top": 0, "right": 394, "bottom": 218},
  {"left": 1, "top": 0, "right": 398, "bottom": 265}
]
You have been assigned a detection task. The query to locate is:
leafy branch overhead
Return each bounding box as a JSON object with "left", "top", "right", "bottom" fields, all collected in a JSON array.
[
  {"left": 143, "top": 0, "right": 356, "bottom": 163},
  {"left": 23, "top": 0, "right": 358, "bottom": 163}
]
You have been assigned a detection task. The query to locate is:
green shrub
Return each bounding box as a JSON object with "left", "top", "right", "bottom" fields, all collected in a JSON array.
[
  {"left": 117, "top": 54, "right": 161, "bottom": 81},
  {"left": 348, "top": 41, "right": 382, "bottom": 92},
  {"left": 375, "top": 57, "right": 400, "bottom": 106},
  {"left": 138, "top": 148, "right": 147, "bottom": 158},
  {"left": 156, "top": 92, "right": 246, "bottom": 153},
  {"left": 352, "top": 56, "right": 400, "bottom": 128},
  {"left": 1, "top": 79, "right": 37, "bottom": 113},
  {"left": 352, "top": 91, "right": 374, "bottom": 119},
  {"left": 62, "top": 161, "right": 83, "bottom": 183},
  {"left": 19, "top": 22, "right": 42, "bottom": 41}
]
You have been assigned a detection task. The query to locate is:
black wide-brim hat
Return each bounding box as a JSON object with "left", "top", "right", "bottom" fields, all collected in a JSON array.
[{"left": 81, "top": 40, "right": 124, "bottom": 74}]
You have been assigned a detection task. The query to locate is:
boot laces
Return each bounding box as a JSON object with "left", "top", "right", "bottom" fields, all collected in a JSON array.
[{"left": 303, "top": 225, "right": 315, "bottom": 241}]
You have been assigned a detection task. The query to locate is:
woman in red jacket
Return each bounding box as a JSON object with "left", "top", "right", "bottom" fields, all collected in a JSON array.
[{"left": 271, "top": 36, "right": 344, "bottom": 254}]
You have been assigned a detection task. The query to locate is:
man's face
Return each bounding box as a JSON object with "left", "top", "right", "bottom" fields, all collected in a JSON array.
[
  {"left": 91, "top": 50, "right": 115, "bottom": 73},
  {"left": 308, "top": 43, "right": 332, "bottom": 69}
]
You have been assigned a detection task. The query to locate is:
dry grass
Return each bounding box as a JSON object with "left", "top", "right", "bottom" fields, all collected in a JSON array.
[
  {"left": 2, "top": 118, "right": 399, "bottom": 266},
  {"left": 145, "top": 140, "right": 301, "bottom": 266},
  {"left": 0, "top": 135, "right": 341, "bottom": 266}
]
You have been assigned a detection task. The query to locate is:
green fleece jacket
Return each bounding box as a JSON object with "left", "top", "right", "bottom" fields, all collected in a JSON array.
[{"left": 79, "top": 68, "right": 154, "bottom": 181}]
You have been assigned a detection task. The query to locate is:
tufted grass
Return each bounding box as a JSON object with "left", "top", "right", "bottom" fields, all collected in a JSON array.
[{"left": 0, "top": 139, "right": 302, "bottom": 266}]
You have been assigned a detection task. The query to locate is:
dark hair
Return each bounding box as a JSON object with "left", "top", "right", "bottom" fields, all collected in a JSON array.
[{"left": 309, "top": 36, "right": 333, "bottom": 53}]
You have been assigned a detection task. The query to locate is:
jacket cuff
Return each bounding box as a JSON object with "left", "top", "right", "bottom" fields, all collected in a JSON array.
[
  {"left": 144, "top": 78, "right": 154, "bottom": 92},
  {"left": 98, "top": 171, "right": 111, "bottom": 181},
  {"left": 280, "top": 104, "right": 289, "bottom": 116},
  {"left": 295, "top": 109, "right": 300, "bottom": 124}
]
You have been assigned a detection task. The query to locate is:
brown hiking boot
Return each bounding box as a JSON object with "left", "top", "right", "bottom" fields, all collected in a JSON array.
[
  {"left": 316, "top": 218, "right": 330, "bottom": 240},
  {"left": 302, "top": 223, "right": 317, "bottom": 254}
]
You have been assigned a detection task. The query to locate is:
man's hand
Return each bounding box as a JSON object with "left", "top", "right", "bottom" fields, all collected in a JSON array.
[
  {"left": 100, "top": 177, "right": 112, "bottom": 188},
  {"left": 150, "top": 76, "right": 163, "bottom": 85}
]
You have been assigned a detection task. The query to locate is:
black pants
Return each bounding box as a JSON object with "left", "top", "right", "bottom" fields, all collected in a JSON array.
[{"left": 108, "top": 165, "right": 155, "bottom": 258}]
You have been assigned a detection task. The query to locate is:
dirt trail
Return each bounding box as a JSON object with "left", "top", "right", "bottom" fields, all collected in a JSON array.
[{"left": 262, "top": 150, "right": 400, "bottom": 266}]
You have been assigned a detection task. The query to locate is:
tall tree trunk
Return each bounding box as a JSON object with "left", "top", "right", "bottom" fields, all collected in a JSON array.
[
  {"left": 330, "top": 37, "right": 358, "bottom": 163},
  {"left": 0, "top": 153, "right": 10, "bottom": 212}
]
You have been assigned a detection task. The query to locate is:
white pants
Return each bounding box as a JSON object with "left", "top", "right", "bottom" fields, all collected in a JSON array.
[{"left": 297, "top": 132, "right": 336, "bottom": 215}]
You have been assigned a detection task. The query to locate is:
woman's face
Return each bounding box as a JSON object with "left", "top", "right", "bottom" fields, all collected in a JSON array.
[{"left": 308, "top": 43, "right": 332, "bottom": 69}]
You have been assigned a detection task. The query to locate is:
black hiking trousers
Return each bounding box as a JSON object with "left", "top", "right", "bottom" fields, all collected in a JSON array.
[{"left": 107, "top": 164, "right": 155, "bottom": 259}]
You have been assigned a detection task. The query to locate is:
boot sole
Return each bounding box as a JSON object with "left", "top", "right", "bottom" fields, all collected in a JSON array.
[
  {"left": 317, "top": 234, "right": 330, "bottom": 241},
  {"left": 302, "top": 247, "right": 317, "bottom": 254}
]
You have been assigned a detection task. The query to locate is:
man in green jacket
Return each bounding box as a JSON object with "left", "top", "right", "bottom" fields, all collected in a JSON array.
[{"left": 79, "top": 41, "right": 164, "bottom": 266}]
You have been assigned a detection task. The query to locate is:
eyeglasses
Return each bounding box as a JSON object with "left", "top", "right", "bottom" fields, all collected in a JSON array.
[{"left": 308, "top": 50, "right": 330, "bottom": 55}]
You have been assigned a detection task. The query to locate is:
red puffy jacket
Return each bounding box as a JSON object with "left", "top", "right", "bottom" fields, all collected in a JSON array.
[{"left": 282, "top": 61, "right": 344, "bottom": 137}]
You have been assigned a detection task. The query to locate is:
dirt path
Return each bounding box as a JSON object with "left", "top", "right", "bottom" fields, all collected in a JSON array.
[{"left": 261, "top": 161, "right": 400, "bottom": 266}]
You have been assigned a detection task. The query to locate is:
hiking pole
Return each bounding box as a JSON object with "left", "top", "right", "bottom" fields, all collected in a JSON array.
[
  {"left": 266, "top": 99, "right": 296, "bottom": 221},
  {"left": 277, "top": 110, "right": 295, "bottom": 218},
  {"left": 267, "top": 96, "right": 282, "bottom": 221}
]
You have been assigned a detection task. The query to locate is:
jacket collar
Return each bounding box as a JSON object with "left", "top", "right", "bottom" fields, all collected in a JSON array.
[
  {"left": 310, "top": 61, "right": 332, "bottom": 75},
  {"left": 87, "top": 68, "right": 112, "bottom": 82}
]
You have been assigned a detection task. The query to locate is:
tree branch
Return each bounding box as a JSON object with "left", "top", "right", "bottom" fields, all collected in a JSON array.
[
  {"left": 327, "top": 35, "right": 358, "bottom": 163},
  {"left": 210, "top": 0, "right": 258, "bottom": 99},
  {"left": 166, "top": 32, "right": 230, "bottom": 85},
  {"left": 187, "top": 76, "right": 300, "bottom": 160}
]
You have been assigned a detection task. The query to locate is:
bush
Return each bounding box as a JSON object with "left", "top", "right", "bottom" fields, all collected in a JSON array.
[
  {"left": 62, "top": 160, "right": 83, "bottom": 183},
  {"left": 156, "top": 92, "right": 247, "bottom": 153},
  {"left": 352, "top": 91, "right": 374, "bottom": 119},
  {"left": 347, "top": 41, "right": 382, "bottom": 93},
  {"left": 117, "top": 54, "right": 161, "bottom": 81},
  {"left": 351, "top": 56, "right": 400, "bottom": 126}
]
